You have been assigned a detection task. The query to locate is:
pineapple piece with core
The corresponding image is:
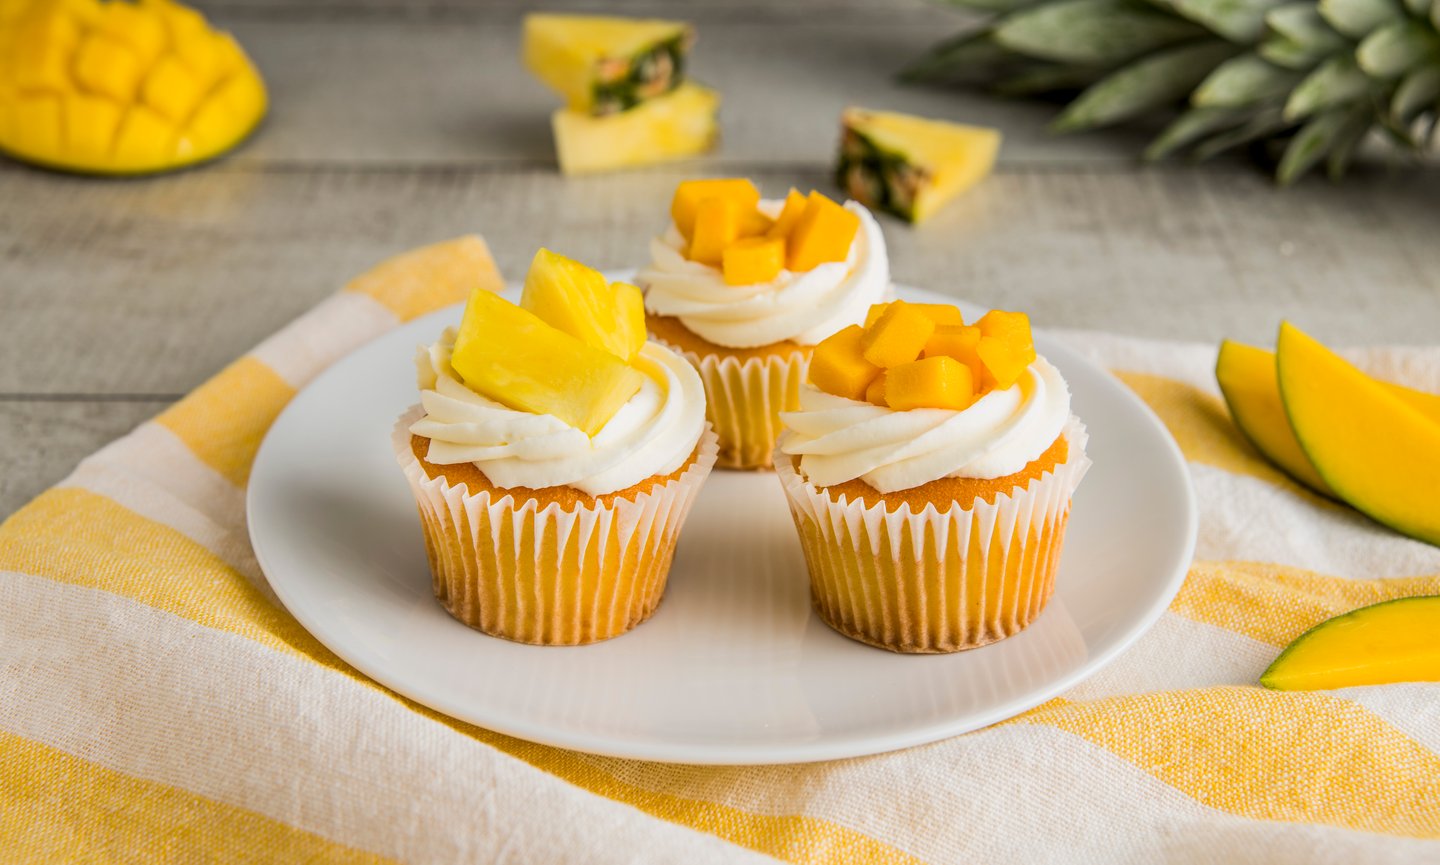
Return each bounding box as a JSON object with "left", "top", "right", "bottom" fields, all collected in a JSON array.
[
  {"left": 524, "top": 13, "right": 694, "bottom": 116},
  {"left": 838, "top": 108, "right": 999, "bottom": 225},
  {"left": 519, "top": 249, "right": 645, "bottom": 362},
  {"left": 451, "top": 289, "right": 645, "bottom": 437},
  {"left": 552, "top": 82, "right": 719, "bottom": 176}
]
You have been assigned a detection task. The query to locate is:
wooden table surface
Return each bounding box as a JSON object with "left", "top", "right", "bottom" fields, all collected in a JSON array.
[{"left": 3, "top": 0, "right": 1438, "bottom": 519}]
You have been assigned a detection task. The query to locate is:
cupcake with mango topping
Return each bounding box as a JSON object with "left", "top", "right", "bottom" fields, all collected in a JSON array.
[
  {"left": 638, "top": 179, "right": 890, "bottom": 469},
  {"left": 774, "top": 301, "right": 1090, "bottom": 653},
  {"left": 394, "top": 249, "right": 717, "bottom": 645}
]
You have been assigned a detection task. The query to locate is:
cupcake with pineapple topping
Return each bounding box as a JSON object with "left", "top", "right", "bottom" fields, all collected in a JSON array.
[
  {"left": 774, "top": 301, "right": 1090, "bottom": 653},
  {"left": 394, "top": 249, "right": 717, "bottom": 645},
  {"left": 637, "top": 179, "right": 890, "bottom": 470}
]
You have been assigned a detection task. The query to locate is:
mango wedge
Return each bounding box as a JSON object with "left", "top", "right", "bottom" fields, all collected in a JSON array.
[
  {"left": 1216, "top": 340, "right": 1336, "bottom": 498},
  {"left": 551, "top": 82, "right": 719, "bottom": 176},
  {"left": 1260, "top": 596, "right": 1440, "bottom": 690},
  {"left": 451, "top": 289, "right": 645, "bottom": 436},
  {"left": 1277, "top": 322, "right": 1440, "bottom": 546}
]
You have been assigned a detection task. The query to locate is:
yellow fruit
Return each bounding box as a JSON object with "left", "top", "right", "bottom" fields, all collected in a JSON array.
[
  {"left": 687, "top": 196, "right": 742, "bottom": 266},
  {"left": 722, "top": 236, "right": 784, "bottom": 285},
  {"left": 885, "top": 356, "right": 976, "bottom": 411},
  {"left": 922, "top": 324, "right": 984, "bottom": 384},
  {"left": 766, "top": 189, "right": 808, "bottom": 240},
  {"left": 523, "top": 13, "right": 693, "bottom": 115},
  {"left": 976, "top": 310, "right": 1034, "bottom": 352},
  {"left": 1216, "top": 340, "right": 1336, "bottom": 497},
  {"left": 787, "top": 191, "right": 861, "bottom": 272},
  {"left": 865, "top": 302, "right": 964, "bottom": 328},
  {"left": 452, "top": 288, "right": 645, "bottom": 437},
  {"left": 551, "top": 82, "right": 719, "bottom": 176},
  {"left": 839, "top": 107, "right": 1000, "bottom": 224},
  {"left": 670, "top": 177, "right": 759, "bottom": 239},
  {"left": 865, "top": 370, "right": 888, "bottom": 406},
  {"left": 519, "top": 249, "right": 645, "bottom": 363},
  {"left": 0, "top": 0, "right": 267, "bottom": 175},
  {"left": 808, "top": 324, "right": 879, "bottom": 402},
  {"left": 976, "top": 336, "right": 1033, "bottom": 391},
  {"left": 1278, "top": 322, "right": 1440, "bottom": 545},
  {"left": 1260, "top": 596, "right": 1440, "bottom": 690},
  {"left": 861, "top": 300, "right": 936, "bottom": 369}
]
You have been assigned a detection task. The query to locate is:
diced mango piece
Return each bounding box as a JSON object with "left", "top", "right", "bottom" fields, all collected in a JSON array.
[
  {"left": 65, "top": 91, "right": 122, "bottom": 160},
  {"left": 865, "top": 302, "right": 964, "bottom": 329},
  {"left": 766, "top": 188, "right": 808, "bottom": 240},
  {"left": 808, "top": 324, "right": 880, "bottom": 402},
  {"left": 687, "top": 196, "right": 742, "bottom": 266},
  {"left": 787, "top": 192, "right": 861, "bottom": 272},
  {"left": 862, "top": 300, "right": 936, "bottom": 369},
  {"left": 73, "top": 33, "right": 144, "bottom": 102},
  {"left": 885, "top": 356, "right": 975, "bottom": 411},
  {"left": 552, "top": 83, "right": 719, "bottom": 176},
  {"left": 865, "top": 371, "right": 888, "bottom": 407},
  {"left": 520, "top": 248, "right": 645, "bottom": 362},
  {"left": 976, "top": 335, "right": 1034, "bottom": 391},
  {"left": 922, "top": 324, "right": 983, "bottom": 374},
  {"left": 976, "top": 310, "right": 1034, "bottom": 352},
  {"left": 610, "top": 281, "right": 649, "bottom": 361},
  {"left": 95, "top": 0, "right": 167, "bottom": 65},
  {"left": 142, "top": 56, "right": 206, "bottom": 121},
  {"left": 451, "top": 288, "right": 646, "bottom": 436},
  {"left": 739, "top": 208, "right": 774, "bottom": 238},
  {"left": 12, "top": 13, "right": 77, "bottom": 93},
  {"left": 11, "top": 94, "right": 63, "bottom": 159},
  {"left": 113, "top": 105, "right": 175, "bottom": 166},
  {"left": 722, "top": 236, "right": 784, "bottom": 286},
  {"left": 671, "top": 178, "right": 760, "bottom": 240}
]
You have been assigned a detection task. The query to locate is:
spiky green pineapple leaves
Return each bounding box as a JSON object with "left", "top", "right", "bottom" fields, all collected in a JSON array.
[{"left": 907, "top": 0, "right": 1440, "bottom": 183}]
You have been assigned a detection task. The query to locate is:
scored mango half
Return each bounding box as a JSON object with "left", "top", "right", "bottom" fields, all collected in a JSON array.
[{"left": 0, "top": 0, "right": 266, "bottom": 175}]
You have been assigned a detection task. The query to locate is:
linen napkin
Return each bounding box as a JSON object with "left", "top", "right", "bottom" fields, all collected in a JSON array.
[{"left": 3, "top": 237, "right": 1438, "bottom": 864}]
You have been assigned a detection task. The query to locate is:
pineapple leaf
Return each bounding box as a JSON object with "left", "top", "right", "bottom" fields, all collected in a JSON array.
[
  {"left": 899, "top": 31, "right": 1013, "bottom": 82},
  {"left": 993, "top": 0, "right": 1204, "bottom": 65},
  {"left": 1259, "top": 34, "right": 1333, "bottom": 67},
  {"left": 1145, "top": 105, "right": 1248, "bottom": 157},
  {"left": 1325, "top": 108, "right": 1372, "bottom": 178},
  {"left": 931, "top": 0, "right": 1044, "bottom": 11},
  {"left": 1284, "top": 55, "right": 1372, "bottom": 120},
  {"left": 1392, "top": 65, "right": 1440, "bottom": 121},
  {"left": 1402, "top": 0, "right": 1430, "bottom": 15},
  {"left": 992, "top": 64, "right": 1105, "bottom": 94},
  {"left": 1191, "top": 107, "right": 1290, "bottom": 157},
  {"left": 1317, "top": 0, "right": 1404, "bottom": 39},
  {"left": 1356, "top": 21, "right": 1440, "bottom": 78},
  {"left": 1265, "top": 4, "right": 1349, "bottom": 54},
  {"left": 1193, "top": 53, "right": 1304, "bottom": 105},
  {"left": 1159, "top": 0, "right": 1290, "bottom": 42},
  {"left": 1052, "top": 41, "right": 1238, "bottom": 131},
  {"left": 1276, "top": 106, "right": 1365, "bottom": 183}
]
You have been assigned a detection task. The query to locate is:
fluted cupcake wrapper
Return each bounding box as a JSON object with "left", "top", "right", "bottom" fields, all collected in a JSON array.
[
  {"left": 654, "top": 337, "right": 810, "bottom": 471},
  {"left": 393, "top": 408, "right": 719, "bottom": 646},
  {"left": 774, "top": 417, "right": 1091, "bottom": 654}
]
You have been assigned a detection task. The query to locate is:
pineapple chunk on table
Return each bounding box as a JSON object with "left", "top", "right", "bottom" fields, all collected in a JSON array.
[
  {"left": 0, "top": 0, "right": 266, "bottom": 175},
  {"left": 524, "top": 13, "right": 694, "bottom": 116},
  {"left": 552, "top": 82, "right": 719, "bottom": 176},
  {"left": 838, "top": 108, "right": 1000, "bottom": 225}
]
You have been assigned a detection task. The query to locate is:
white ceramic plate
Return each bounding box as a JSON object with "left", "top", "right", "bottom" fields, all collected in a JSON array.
[{"left": 249, "top": 283, "right": 1196, "bottom": 765}]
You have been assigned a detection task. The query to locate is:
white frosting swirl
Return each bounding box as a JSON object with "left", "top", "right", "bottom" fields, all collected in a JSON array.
[
  {"left": 638, "top": 199, "right": 891, "bottom": 348},
  {"left": 779, "top": 356, "right": 1072, "bottom": 493},
  {"left": 409, "top": 328, "right": 706, "bottom": 496}
]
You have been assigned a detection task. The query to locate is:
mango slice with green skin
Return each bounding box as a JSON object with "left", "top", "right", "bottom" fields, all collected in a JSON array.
[
  {"left": 1260, "top": 596, "right": 1440, "bottom": 690},
  {"left": 551, "top": 82, "right": 718, "bottom": 176},
  {"left": 523, "top": 14, "right": 693, "bottom": 116},
  {"left": 0, "top": 0, "right": 266, "bottom": 175},
  {"left": 838, "top": 108, "right": 1000, "bottom": 225},
  {"left": 1277, "top": 322, "right": 1440, "bottom": 546}
]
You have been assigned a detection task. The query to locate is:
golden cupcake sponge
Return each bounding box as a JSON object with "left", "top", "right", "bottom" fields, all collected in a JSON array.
[{"left": 0, "top": 0, "right": 267, "bottom": 175}]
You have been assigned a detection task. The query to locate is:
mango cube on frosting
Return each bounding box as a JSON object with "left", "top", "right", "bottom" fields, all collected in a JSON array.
[
  {"left": 976, "top": 310, "right": 1034, "bottom": 352},
  {"left": 766, "top": 189, "right": 809, "bottom": 240},
  {"left": 451, "top": 288, "right": 646, "bottom": 437},
  {"left": 671, "top": 178, "right": 760, "bottom": 240},
  {"left": 976, "top": 335, "right": 1035, "bottom": 391},
  {"left": 687, "top": 196, "right": 743, "bottom": 266},
  {"left": 786, "top": 192, "right": 860, "bottom": 272},
  {"left": 885, "top": 356, "right": 976, "bottom": 412},
  {"left": 861, "top": 300, "right": 936, "bottom": 368},
  {"left": 723, "top": 236, "right": 785, "bottom": 286},
  {"left": 519, "top": 249, "right": 646, "bottom": 362},
  {"left": 865, "top": 302, "right": 964, "bottom": 329},
  {"left": 808, "top": 325, "right": 880, "bottom": 402},
  {"left": 865, "top": 371, "right": 888, "bottom": 407}
]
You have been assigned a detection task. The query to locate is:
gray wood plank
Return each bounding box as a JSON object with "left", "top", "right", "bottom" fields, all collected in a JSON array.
[
  {"left": 0, "top": 400, "right": 164, "bottom": 520},
  {"left": 4, "top": 163, "right": 1437, "bottom": 397}
]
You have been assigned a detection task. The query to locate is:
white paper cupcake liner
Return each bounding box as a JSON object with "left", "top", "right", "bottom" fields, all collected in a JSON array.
[
  {"left": 654, "top": 336, "right": 809, "bottom": 471},
  {"left": 393, "top": 406, "right": 719, "bottom": 645},
  {"left": 774, "top": 416, "right": 1091, "bottom": 653}
]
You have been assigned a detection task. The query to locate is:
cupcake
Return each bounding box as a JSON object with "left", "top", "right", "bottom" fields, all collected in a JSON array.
[
  {"left": 394, "top": 249, "right": 717, "bottom": 645},
  {"left": 637, "top": 179, "right": 890, "bottom": 470},
  {"left": 773, "top": 301, "right": 1090, "bottom": 653}
]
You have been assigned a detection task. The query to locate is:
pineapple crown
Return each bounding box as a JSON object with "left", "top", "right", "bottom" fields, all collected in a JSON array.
[{"left": 905, "top": 0, "right": 1440, "bottom": 183}]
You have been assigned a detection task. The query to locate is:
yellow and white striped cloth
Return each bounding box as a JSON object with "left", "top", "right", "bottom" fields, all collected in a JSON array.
[{"left": 4, "top": 237, "right": 1438, "bottom": 863}]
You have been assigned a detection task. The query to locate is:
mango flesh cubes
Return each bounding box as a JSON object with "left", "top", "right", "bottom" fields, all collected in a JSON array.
[
  {"left": 723, "top": 237, "right": 784, "bottom": 286},
  {"left": 671, "top": 178, "right": 760, "bottom": 239},
  {"left": 808, "top": 302, "right": 1037, "bottom": 411},
  {"left": 452, "top": 288, "right": 646, "bottom": 437},
  {"left": 523, "top": 14, "right": 694, "bottom": 116},
  {"left": 519, "top": 249, "right": 646, "bottom": 362},
  {"left": 551, "top": 82, "right": 719, "bottom": 176},
  {"left": 787, "top": 192, "right": 861, "bottom": 272},
  {"left": 0, "top": 0, "right": 267, "bottom": 175},
  {"left": 766, "top": 189, "right": 809, "bottom": 240},
  {"left": 687, "top": 196, "right": 743, "bottom": 266},
  {"left": 838, "top": 107, "right": 1001, "bottom": 224}
]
